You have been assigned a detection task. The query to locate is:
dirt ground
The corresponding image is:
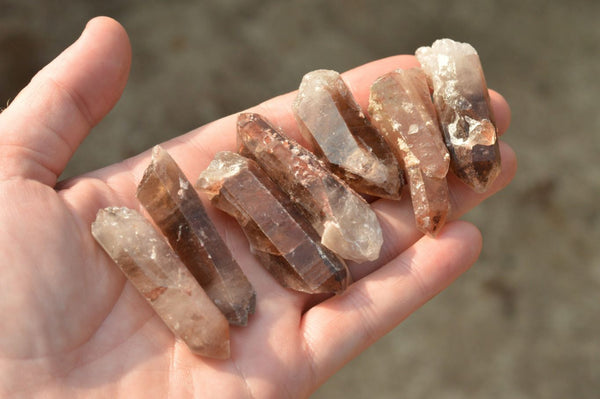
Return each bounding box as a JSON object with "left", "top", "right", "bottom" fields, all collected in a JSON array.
[{"left": 1, "top": 0, "right": 598, "bottom": 397}]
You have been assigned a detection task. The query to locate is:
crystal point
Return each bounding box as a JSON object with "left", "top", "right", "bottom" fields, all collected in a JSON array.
[
  {"left": 237, "top": 112, "right": 383, "bottom": 262},
  {"left": 136, "top": 146, "right": 255, "bottom": 326},
  {"left": 369, "top": 68, "right": 450, "bottom": 235},
  {"left": 416, "top": 39, "right": 501, "bottom": 193},
  {"left": 91, "top": 207, "right": 230, "bottom": 359},
  {"left": 292, "top": 69, "right": 404, "bottom": 199},
  {"left": 196, "top": 151, "right": 350, "bottom": 294}
]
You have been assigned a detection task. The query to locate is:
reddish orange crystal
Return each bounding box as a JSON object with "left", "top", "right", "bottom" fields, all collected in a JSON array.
[{"left": 369, "top": 68, "right": 450, "bottom": 235}]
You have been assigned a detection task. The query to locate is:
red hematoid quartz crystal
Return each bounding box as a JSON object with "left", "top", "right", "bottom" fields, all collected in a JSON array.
[
  {"left": 91, "top": 207, "right": 230, "bottom": 359},
  {"left": 292, "top": 69, "right": 404, "bottom": 199},
  {"left": 237, "top": 112, "right": 383, "bottom": 262},
  {"left": 196, "top": 151, "right": 350, "bottom": 294},
  {"left": 136, "top": 146, "right": 255, "bottom": 326},
  {"left": 416, "top": 38, "right": 501, "bottom": 193},
  {"left": 369, "top": 68, "right": 451, "bottom": 235}
]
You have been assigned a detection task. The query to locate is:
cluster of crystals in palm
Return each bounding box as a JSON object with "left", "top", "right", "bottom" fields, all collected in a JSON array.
[{"left": 90, "top": 38, "right": 500, "bottom": 359}]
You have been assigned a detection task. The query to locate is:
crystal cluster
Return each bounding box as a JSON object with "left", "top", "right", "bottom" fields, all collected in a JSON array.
[{"left": 91, "top": 38, "right": 500, "bottom": 358}]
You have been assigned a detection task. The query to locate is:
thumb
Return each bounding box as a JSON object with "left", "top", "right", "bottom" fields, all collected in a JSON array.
[{"left": 0, "top": 16, "right": 131, "bottom": 186}]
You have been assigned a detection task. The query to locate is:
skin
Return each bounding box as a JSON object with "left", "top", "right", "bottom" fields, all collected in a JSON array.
[{"left": 0, "top": 17, "right": 516, "bottom": 399}]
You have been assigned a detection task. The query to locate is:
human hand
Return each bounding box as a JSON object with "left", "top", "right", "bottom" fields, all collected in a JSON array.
[{"left": 0, "top": 17, "right": 516, "bottom": 398}]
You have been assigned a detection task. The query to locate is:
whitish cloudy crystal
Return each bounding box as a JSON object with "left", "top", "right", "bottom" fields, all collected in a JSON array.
[
  {"left": 92, "top": 207, "right": 230, "bottom": 359},
  {"left": 292, "top": 69, "right": 404, "bottom": 199}
]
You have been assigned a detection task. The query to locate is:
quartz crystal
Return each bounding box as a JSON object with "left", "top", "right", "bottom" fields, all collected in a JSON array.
[
  {"left": 416, "top": 39, "right": 501, "bottom": 193},
  {"left": 292, "top": 69, "right": 404, "bottom": 199},
  {"left": 196, "top": 151, "right": 350, "bottom": 294},
  {"left": 369, "top": 68, "right": 450, "bottom": 235},
  {"left": 91, "top": 207, "right": 230, "bottom": 359},
  {"left": 136, "top": 145, "right": 255, "bottom": 326},
  {"left": 237, "top": 112, "right": 383, "bottom": 262}
]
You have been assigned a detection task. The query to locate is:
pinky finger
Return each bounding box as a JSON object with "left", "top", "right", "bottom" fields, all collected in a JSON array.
[{"left": 300, "top": 220, "right": 483, "bottom": 389}]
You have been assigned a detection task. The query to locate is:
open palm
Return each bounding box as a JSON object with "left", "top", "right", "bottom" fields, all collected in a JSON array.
[{"left": 0, "top": 18, "right": 515, "bottom": 398}]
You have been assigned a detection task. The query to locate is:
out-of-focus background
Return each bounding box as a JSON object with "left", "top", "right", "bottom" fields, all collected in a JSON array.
[{"left": 1, "top": 0, "right": 598, "bottom": 397}]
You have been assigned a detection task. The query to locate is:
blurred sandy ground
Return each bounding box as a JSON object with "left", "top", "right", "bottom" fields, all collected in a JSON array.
[{"left": 1, "top": 0, "right": 598, "bottom": 397}]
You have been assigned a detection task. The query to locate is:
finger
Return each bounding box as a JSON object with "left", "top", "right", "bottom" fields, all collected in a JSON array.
[
  {"left": 300, "top": 220, "right": 483, "bottom": 387},
  {"left": 490, "top": 90, "right": 511, "bottom": 135},
  {"left": 0, "top": 17, "right": 131, "bottom": 186}
]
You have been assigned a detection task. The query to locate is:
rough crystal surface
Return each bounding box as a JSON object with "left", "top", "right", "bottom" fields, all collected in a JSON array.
[
  {"left": 237, "top": 112, "right": 383, "bottom": 262},
  {"left": 416, "top": 39, "right": 501, "bottom": 193},
  {"left": 292, "top": 69, "right": 404, "bottom": 199},
  {"left": 91, "top": 207, "right": 230, "bottom": 359},
  {"left": 136, "top": 145, "right": 255, "bottom": 326},
  {"left": 369, "top": 68, "right": 450, "bottom": 235},
  {"left": 196, "top": 151, "right": 350, "bottom": 294}
]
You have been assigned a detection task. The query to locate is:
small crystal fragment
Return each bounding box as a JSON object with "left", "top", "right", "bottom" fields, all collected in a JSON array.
[
  {"left": 91, "top": 207, "right": 230, "bottom": 359},
  {"left": 416, "top": 39, "right": 501, "bottom": 193},
  {"left": 136, "top": 146, "right": 255, "bottom": 326},
  {"left": 292, "top": 69, "right": 404, "bottom": 199},
  {"left": 237, "top": 112, "right": 383, "bottom": 262},
  {"left": 369, "top": 68, "right": 450, "bottom": 235},
  {"left": 196, "top": 151, "right": 350, "bottom": 294}
]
